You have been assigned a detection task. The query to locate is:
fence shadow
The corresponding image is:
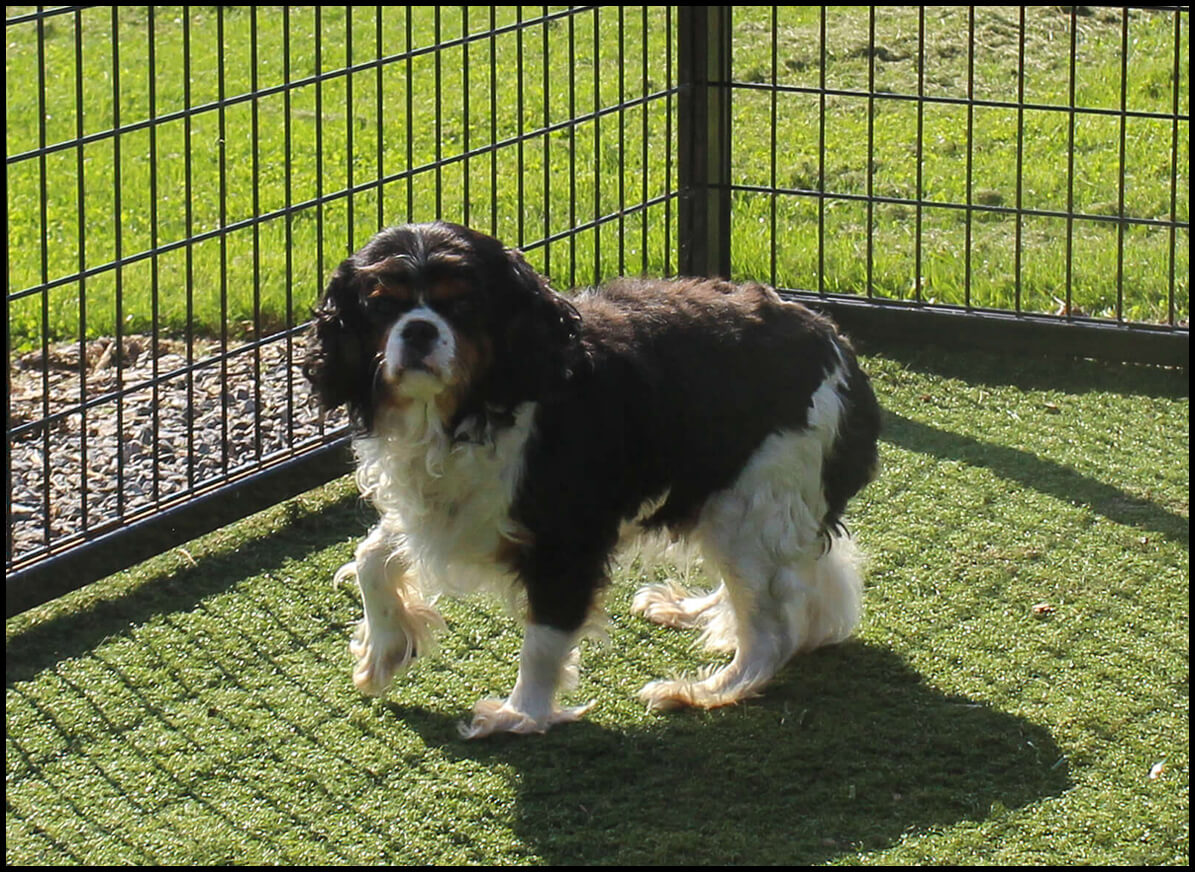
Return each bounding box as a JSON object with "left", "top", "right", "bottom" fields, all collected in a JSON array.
[
  {"left": 865, "top": 344, "right": 1188, "bottom": 548},
  {"left": 864, "top": 340, "right": 1189, "bottom": 399},
  {"left": 881, "top": 409, "right": 1188, "bottom": 547},
  {"left": 4, "top": 486, "right": 365, "bottom": 687}
]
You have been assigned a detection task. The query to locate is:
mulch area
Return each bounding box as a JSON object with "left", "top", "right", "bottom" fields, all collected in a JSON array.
[{"left": 8, "top": 334, "right": 347, "bottom": 562}]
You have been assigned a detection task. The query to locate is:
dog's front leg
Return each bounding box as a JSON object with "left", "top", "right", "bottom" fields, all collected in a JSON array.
[
  {"left": 460, "top": 624, "right": 594, "bottom": 738},
  {"left": 337, "top": 524, "right": 444, "bottom": 697}
]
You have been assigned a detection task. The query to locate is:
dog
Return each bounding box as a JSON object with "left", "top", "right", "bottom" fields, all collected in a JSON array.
[{"left": 304, "top": 221, "right": 880, "bottom": 738}]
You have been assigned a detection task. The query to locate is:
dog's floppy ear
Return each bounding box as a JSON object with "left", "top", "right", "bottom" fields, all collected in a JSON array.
[
  {"left": 492, "top": 247, "right": 585, "bottom": 407},
  {"left": 303, "top": 258, "right": 376, "bottom": 430}
]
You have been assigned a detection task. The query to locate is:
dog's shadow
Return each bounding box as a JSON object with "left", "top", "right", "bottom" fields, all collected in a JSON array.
[{"left": 396, "top": 640, "right": 1070, "bottom": 865}]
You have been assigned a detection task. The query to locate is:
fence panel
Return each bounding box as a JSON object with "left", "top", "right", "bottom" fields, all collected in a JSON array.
[
  {"left": 6, "top": 6, "right": 1188, "bottom": 614},
  {"left": 704, "top": 5, "right": 1188, "bottom": 362},
  {"left": 5, "top": 6, "right": 679, "bottom": 614}
]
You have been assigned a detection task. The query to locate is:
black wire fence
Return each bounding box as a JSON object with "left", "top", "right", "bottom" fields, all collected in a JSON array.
[
  {"left": 5, "top": 6, "right": 1189, "bottom": 615},
  {"left": 684, "top": 5, "right": 1189, "bottom": 360}
]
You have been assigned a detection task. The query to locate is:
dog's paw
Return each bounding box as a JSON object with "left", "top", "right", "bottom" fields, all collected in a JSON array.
[
  {"left": 458, "top": 697, "right": 596, "bottom": 739},
  {"left": 349, "top": 618, "right": 414, "bottom": 697},
  {"left": 639, "top": 677, "right": 697, "bottom": 711},
  {"left": 633, "top": 582, "right": 732, "bottom": 640},
  {"left": 630, "top": 581, "right": 696, "bottom": 628},
  {"left": 639, "top": 674, "right": 757, "bottom": 711}
]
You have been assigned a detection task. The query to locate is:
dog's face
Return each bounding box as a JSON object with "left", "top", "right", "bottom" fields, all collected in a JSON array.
[{"left": 305, "top": 222, "right": 582, "bottom": 431}]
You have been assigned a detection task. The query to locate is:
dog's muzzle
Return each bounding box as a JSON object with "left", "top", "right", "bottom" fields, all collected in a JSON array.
[{"left": 383, "top": 308, "right": 456, "bottom": 395}]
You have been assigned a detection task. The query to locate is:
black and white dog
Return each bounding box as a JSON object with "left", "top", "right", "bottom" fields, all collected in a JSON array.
[{"left": 304, "top": 222, "right": 880, "bottom": 738}]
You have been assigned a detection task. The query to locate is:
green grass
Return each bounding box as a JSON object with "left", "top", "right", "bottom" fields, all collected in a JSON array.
[
  {"left": 5, "top": 6, "right": 1189, "bottom": 353},
  {"left": 6, "top": 346, "right": 1188, "bottom": 865}
]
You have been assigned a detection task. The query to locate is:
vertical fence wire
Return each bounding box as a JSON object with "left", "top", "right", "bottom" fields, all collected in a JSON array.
[
  {"left": 542, "top": 6, "right": 552, "bottom": 277},
  {"left": 866, "top": 7, "right": 876, "bottom": 303},
  {"left": 1169, "top": 7, "right": 1183, "bottom": 328},
  {"left": 664, "top": 5, "right": 674, "bottom": 277},
  {"left": 74, "top": 9, "right": 91, "bottom": 531},
  {"left": 148, "top": 8, "right": 162, "bottom": 498},
  {"left": 1116, "top": 7, "right": 1128, "bottom": 323},
  {"left": 216, "top": 6, "right": 229, "bottom": 478},
  {"left": 592, "top": 7, "right": 603, "bottom": 280},
  {"left": 768, "top": 5, "right": 778, "bottom": 288},
  {"left": 1014, "top": 6, "right": 1025, "bottom": 315},
  {"left": 817, "top": 8, "right": 827, "bottom": 296},
  {"left": 568, "top": 11, "right": 578, "bottom": 283},
  {"left": 915, "top": 6, "right": 926, "bottom": 306},
  {"left": 250, "top": 6, "right": 263, "bottom": 464},
  {"left": 964, "top": 6, "right": 975, "bottom": 309},
  {"left": 283, "top": 6, "right": 296, "bottom": 449},
  {"left": 113, "top": 5, "right": 126, "bottom": 511},
  {"left": 1065, "top": 6, "right": 1078, "bottom": 318},
  {"left": 183, "top": 11, "right": 197, "bottom": 491},
  {"left": 36, "top": 11, "right": 51, "bottom": 552}
]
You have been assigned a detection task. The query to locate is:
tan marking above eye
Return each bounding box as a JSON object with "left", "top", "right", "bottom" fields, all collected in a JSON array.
[
  {"left": 429, "top": 278, "right": 471, "bottom": 301},
  {"left": 368, "top": 282, "right": 413, "bottom": 302}
]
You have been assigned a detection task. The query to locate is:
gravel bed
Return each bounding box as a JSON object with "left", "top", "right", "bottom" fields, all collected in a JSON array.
[{"left": 7, "top": 334, "right": 348, "bottom": 565}]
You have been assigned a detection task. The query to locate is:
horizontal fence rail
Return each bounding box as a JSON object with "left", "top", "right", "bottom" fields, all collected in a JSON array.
[{"left": 5, "top": 5, "right": 1189, "bottom": 615}]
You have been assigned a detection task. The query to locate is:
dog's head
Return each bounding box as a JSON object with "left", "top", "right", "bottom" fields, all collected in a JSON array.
[{"left": 304, "top": 222, "right": 583, "bottom": 433}]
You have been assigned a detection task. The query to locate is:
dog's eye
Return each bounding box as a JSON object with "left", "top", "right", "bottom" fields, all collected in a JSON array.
[
  {"left": 427, "top": 278, "right": 475, "bottom": 317},
  {"left": 365, "top": 294, "right": 407, "bottom": 319},
  {"left": 438, "top": 296, "right": 475, "bottom": 317}
]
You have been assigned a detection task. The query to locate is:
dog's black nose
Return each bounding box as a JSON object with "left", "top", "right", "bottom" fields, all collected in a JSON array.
[{"left": 401, "top": 318, "right": 439, "bottom": 350}]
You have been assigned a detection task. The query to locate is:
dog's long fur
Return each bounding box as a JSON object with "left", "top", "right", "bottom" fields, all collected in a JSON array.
[{"left": 304, "top": 222, "right": 881, "bottom": 737}]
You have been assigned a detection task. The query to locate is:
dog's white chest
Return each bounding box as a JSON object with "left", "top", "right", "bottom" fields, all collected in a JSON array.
[{"left": 354, "top": 402, "right": 536, "bottom": 592}]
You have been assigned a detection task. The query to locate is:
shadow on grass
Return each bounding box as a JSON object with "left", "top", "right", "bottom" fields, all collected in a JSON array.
[
  {"left": 882, "top": 409, "right": 1188, "bottom": 547},
  {"left": 4, "top": 489, "right": 365, "bottom": 687},
  {"left": 401, "top": 640, "right": 1070, "bottom": 865},
  {"left": 864, "top": 341, "right": 1189, "bottom": 399}
]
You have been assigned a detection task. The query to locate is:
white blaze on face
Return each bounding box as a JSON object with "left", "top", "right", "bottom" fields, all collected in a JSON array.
[{"left": 383, "top": 305, "right": 457, "bottom": 398}]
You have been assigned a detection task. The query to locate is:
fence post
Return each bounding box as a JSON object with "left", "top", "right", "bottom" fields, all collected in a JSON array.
[{"left": 677, "top": 5, "right": 732, "bottom": 278}]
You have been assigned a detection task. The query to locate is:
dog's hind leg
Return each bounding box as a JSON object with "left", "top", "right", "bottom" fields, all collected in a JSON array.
[
  {"left": 637, "top": 542, "right": 791, "bottom": 711},
  {"left": 639, "top": 429, "right": 864, "bottom": 711},
  {"left": 639, "top": 535, "right": 862, "bottom": 710},
  {"left": 337, "top": 524, "right": 445, "bottom": 697}
]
